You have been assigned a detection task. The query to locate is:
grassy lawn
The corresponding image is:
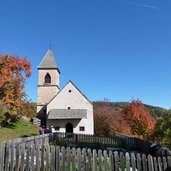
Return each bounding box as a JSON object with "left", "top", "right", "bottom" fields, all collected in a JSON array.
[{"left": 0, "top": 118, "right": 39, "bottom": 142}]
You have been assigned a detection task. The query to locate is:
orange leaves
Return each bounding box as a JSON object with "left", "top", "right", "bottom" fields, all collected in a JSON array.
[
  {"left": 0, "top": 54, "right": 32, "bottom": 116},
  {"left": 124, "top": 100, "right": 156, "bottom": 138}
]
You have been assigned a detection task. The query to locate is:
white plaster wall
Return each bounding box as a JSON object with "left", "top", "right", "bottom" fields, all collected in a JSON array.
[
  {"left": 47, "top": 119, "right": 81, "bottom": 133},
  {"left": 47, "top": 82, "right": 94, "bottom": 135}
]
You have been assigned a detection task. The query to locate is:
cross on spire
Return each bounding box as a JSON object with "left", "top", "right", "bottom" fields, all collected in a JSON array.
[{"left": 49, "top": 41, "right": 52, "bottom": 49}]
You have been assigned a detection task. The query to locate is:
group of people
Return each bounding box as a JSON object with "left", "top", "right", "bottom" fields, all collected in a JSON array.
[{"left": 39, "top": 125, "right": 53, "bottom": 134}]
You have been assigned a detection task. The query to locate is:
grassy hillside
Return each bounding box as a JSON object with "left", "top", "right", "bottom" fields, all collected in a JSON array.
[{"left": 0, "top": 118, "right": 39, "bottom": 142}]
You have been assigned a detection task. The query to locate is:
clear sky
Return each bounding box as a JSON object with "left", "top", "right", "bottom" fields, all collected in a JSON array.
[{"left": 0, "top": 0, "right": 171, "bottom": 109}]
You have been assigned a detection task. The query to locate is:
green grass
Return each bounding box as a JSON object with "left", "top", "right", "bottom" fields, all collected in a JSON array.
[{"left": 0, "top": 118, "right": 39, "bottom": 142}]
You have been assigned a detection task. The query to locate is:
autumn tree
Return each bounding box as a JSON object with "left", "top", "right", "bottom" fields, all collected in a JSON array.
[
  {"left": 0, "top": 54, "right": 31, "bottom": 125},
  {"left": 94, "top": 102, "right": 131, "bottom": 135},
  {"left": 124, "top": 100, "right": 156, "bottom": 139},
  {"left": 151, "top": 114, "right": 171, "bottom": 149}
]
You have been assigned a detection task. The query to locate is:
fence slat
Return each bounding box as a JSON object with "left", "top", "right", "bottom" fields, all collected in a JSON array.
[
  {"left": 87, "top": 149, "right": 92, "bottom": 171},
  {"left": 15, "top": 142, "right": 20, "bottom": 171},
  {"left": 142, "top": 154, "right": 147, "bottom": 171},
  {"left": 82, "top": 148, "right": 86, "bottom": 171},
  {"left": 35, "top": 143, "right": 40, "bottom": 171},
  {"left": 120, "top": 152, "right": 125, "bottom": 171},
  {"left": 148, "top": 155, "right": 154, "bottom": 171},
  {"left": 114, "top": 151, "right": 119, "bottom": 171},
  {"left": 104, "top": 150, "right": 108, "bottom": 171},
  {"left": 72, "top": 148, "right": 76, "bottom": 171},
  {"left": 56, "top": 146, "right": 60, "bottom": 171},
  {"left": 131, "top": 153, "right": 136, "bottom": 171},
  {"left": 4, "top": 142, "right": 10, "bottom": 170},
  {"left": 25, "top": 144, "right": 30, "bottom": 171},
  {"left": 98, "top": 150, "right": 102, "bottom": 171},
  {"left": 51, "top": 145, "right": 56, "bottom": 171},
  {"left": 162, "top": 156, "right": 167, "bottom": 171},
  {"left": 20, "top": 143, "right": 26, "bottom": 171},
  {"left": 66, "top": 147, "right": 71, "bottom": 171},
  {"left": 10, "top": 141, "right": 14, "bottom": 171},
  {"left": 157, "top": 157, "right": 162, "bottom": 171},
  {"left": 109, "top": 151, "right": 114, "bottom": 171},
  {"left": 126, "top": 152, "right": 130, "bottom": 171},
  {"left": 30, "top": 145, "right": 35, "bottom": 171},
  {"left": 0, "top": 142, "right": 5, "bottom": 171},
  {"left": 93, "top": 149, "right": 97, "bottom": 171},
  {"left": 167, "top": 156, "right": 171, "bottom": 170},
  {"left": 77, "top": 148, "right": 81, "bottom": 171},
  {"left": 136, "top": 153, "right": 142, "bottom": 171},
  {"left": 41, "top": 145, "right": 45, "bottom": 171},
  {"left": 153, "top": 157, "right": 158, "bottom": 171}
]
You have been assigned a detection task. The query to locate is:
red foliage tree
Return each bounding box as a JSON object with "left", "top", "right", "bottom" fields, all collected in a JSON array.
[
  {"left": 0, "top": 54, "right": 31, "bottom": 117},
  {"left": 124, "top": 100, "right": 156, "bottom": 138},
  {"left": 94, "top": 102, "right": 131, "bottom": 135}
]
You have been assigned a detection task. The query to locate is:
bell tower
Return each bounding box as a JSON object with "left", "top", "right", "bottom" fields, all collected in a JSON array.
[{"left": 37, "top": 48, "right": 60, "bottom": 123}]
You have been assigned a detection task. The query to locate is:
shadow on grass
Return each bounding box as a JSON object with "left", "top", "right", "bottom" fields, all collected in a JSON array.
[
  {"left": 3, "top": 123, "right": 17, "bottom": 129},
  {"left": 20, "top": 133, "right": 39, "bottom": 138}
]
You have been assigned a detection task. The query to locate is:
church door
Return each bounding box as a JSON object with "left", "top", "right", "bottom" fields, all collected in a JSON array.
[{"left": 66, "top": 123, "right": 73, "bottom": 133}]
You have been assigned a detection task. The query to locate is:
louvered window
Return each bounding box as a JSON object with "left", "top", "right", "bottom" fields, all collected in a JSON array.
[{"left": 45, "top": 73, "right": 51, "bottom": 84}]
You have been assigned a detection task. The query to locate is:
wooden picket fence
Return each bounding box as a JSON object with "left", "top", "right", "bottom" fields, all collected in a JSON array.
[{"left": 0, "top": 141, "right": 171, "bottom": 171}]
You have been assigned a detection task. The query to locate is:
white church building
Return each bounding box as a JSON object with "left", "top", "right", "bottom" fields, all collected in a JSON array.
[{"left": 37, "top": 48, "right": 94, "bottom": 135}]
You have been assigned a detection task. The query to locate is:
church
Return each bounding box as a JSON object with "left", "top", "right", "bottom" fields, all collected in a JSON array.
[{"left": 37, "top": 48, "right": 94, "bottom": 135}]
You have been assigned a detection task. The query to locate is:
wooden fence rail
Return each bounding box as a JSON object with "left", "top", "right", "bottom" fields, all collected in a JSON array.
[{"left": 0, "top": 141, "right": 171, "bottom": 171}]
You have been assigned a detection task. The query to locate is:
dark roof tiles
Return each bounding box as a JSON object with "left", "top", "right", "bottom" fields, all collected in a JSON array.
[
  {"left": 48, "top": 109, "right": 87, "bottom": 119},
  {"left": 38, "top": 48, "right": 59, "bottom": 70}
]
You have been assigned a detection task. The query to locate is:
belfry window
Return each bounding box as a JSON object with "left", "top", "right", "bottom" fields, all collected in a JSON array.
[{"left": 45, "top": 73, "right": 51, "bottom": 84}]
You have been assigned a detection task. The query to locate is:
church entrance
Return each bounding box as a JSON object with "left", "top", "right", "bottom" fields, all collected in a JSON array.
[{"left": 66, "top": 123, "right": 73, "bottom": 133}]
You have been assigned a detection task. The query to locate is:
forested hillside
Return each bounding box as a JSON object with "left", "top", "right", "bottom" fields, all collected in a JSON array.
[{"left": 93, "top": 101, "right": 171, "bottom": 119}]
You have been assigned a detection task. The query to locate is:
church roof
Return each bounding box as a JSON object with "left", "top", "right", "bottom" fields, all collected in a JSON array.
[
  {"left": 38, "top": 48, "right": 60, "bottom": 72},
  {"left": 48, "top": 109, "right": 87, "bottom": 119}
]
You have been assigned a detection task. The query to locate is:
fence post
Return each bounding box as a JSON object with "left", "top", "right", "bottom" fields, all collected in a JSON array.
[
  {"left": 56, "top": 146, "right": 60, "bottom": 171},
  {"left": 120, "top": 152, "right": 125, "bottom": 171},
  {"left": 167, "top": 156, "right": 171, "bottom": 170},
  {"left": 82, "top": 148, "right": 86, "bottom": 171},
  {"left": 142, "top": 154, "right": 148, "bottom": 171},
  {"left": 109, "top": 150, "right": 114, "bottom": 171},
  {"left": 98, "top": 149, "right": 102, "bottom": 171},
  {"left": 87, "top": 149, "right": 92, "bottom": 171},
  {"left": 147, "top": 155, "right": 154, "bottom": 171},
  {"left": 126, "top": 152, "right": 130, "bottom": 171},
  {"left": 130, "top": 153, "right": 136, "bottom": 171},
  {"left": 136, "top": 153, "right": 142, "bottom": 171},
  {"left": 0, "top": 141, "right": 5, "bottom": 171},
  {"left": 103, "top": 150, "right": 108, "bottom": 171},
  {"left": 71, "top": 147, "right": 76, "bottom": 171},
  {"left": 93, "top": 149, "right": 97, "bottom": 171}
]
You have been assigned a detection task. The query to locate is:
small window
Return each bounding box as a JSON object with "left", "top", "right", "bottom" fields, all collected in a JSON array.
[
  {"left": 68, "top": 107, "right": 71, "bottom": 110},
  {"left": 68, "top": 90, "right": 72, "bottom": 93},
  {"left": 79, "top": 126, "right": 85, "bottom": 131},
  {"left": 55, "top": 126, "right": 59, "bottom": 131},
  {"left": 45, "top": 73, "right": 51, "bottom": 84}
]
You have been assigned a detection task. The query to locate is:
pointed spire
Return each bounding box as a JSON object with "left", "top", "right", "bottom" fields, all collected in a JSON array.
[{"left": 38, "top": 48, "right": 60, "bottom": 72}]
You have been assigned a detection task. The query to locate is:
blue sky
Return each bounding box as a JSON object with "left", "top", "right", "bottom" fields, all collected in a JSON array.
[{"left": 0, "top": 0, "right": 171, "bottom": 109}]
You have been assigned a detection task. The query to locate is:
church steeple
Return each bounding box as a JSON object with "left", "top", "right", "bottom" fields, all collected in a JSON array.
[
  {"left": 38, "top": 48, "right": 60, "bottom": 73},
  {"left": 37, "top": 48, "right": 60, "bottom": 124}
]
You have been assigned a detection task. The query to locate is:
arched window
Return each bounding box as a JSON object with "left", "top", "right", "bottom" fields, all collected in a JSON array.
[{"left": 45, "top": 73, "right": 51, "bottom": 84}]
